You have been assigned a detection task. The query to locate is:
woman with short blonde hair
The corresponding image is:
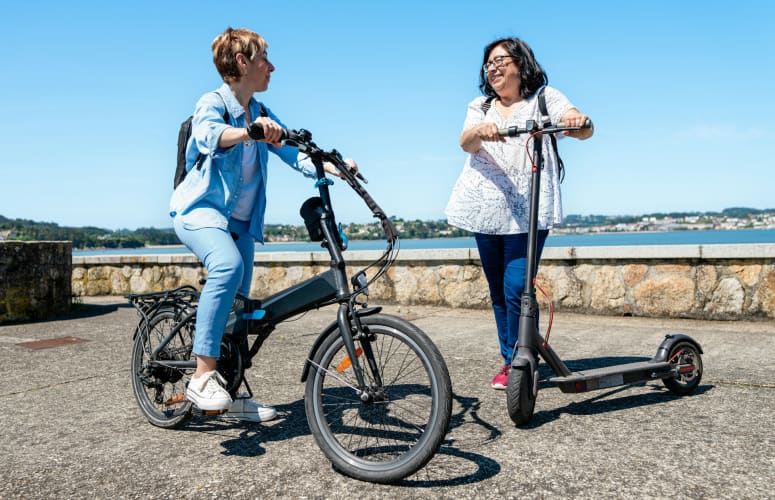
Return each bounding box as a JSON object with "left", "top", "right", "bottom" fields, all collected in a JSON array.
[{"left": 170, "top": 27, "right": 356, "bottom": 419}]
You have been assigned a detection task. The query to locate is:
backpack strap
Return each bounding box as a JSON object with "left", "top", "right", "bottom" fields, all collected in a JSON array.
[
  {"left": 537, "top": 87, "right": 565, "bottom": 182},
  {"left": 480, "top": 96, "right": 495, "bottom": 115}
]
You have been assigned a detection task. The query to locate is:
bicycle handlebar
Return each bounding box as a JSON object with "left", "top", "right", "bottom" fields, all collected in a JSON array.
[
  {"left": 247, "top": 122, "right": 398, "bottom": 242},
  {"left": 498, "top": 118, "right": 593, "bottom": 138},
  {"left": 247, "top": 123, "right": 366, "bottom": 182}
]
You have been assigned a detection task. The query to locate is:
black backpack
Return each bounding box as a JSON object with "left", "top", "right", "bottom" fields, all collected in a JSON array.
[
  {"left": 175, "top": 92, "right": 229, "bottom": 188},
  {"left": 481, "top": 86, "right": 565, "bottom": 181},
  {"left": 174, "top": 93, "right": 271, "bottom": 188}
]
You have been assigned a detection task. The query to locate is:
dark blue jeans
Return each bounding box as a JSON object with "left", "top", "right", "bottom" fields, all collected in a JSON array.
[{"left": 474, "top": 230, "right": 549, "bottom": 363}]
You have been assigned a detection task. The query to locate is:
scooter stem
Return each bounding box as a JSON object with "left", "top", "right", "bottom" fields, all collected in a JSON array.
[{"left": 517, "top": 129, "right": 544, "bottom": 354}]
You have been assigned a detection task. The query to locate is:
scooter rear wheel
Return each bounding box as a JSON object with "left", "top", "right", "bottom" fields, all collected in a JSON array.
[
  {"left": 663, "top": 341, "right": 703, "bottom": 395},
  {"left": 506, "top": 367, "right": 536, "bottom": 426}
]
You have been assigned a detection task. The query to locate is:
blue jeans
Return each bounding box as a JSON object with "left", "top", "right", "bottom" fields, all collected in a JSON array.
[
  {"left": 474, "top": 231, "right": 549, "bottom": 363},
  {"left": 173, "top": 217, "right": 255, "bottom": 358}
]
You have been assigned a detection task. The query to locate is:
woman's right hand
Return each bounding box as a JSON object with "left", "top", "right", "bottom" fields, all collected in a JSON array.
[
  {"left": 459, "top": 122, "right": 504, "bottom": 153},
  {"left": 252, "top": 116, "right": 284, "bottom": 146},
  {"left": 474, "top": 123, "right": 504, "bottom": 142}
]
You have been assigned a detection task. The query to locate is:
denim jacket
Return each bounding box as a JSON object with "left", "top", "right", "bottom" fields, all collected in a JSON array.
[{"left": 169, "top": 83, "right": 316, "bottom": 243}]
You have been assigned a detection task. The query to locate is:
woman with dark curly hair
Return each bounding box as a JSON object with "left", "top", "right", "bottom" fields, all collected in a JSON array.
[{"left": 446, "top": 37, "right": 593, "bottom": 390}]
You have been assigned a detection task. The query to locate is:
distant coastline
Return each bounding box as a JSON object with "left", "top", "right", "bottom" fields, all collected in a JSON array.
[
  {"left": 72, "top": 228, "right": 775, "bottom": 257},
  {"left": 4, "top": 208, "right": 774, "bottom": 251}
]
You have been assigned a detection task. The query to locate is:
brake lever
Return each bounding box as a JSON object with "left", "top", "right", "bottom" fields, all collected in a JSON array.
[{"left": 330, "top": 148, "right": 367, "bottom": 183}]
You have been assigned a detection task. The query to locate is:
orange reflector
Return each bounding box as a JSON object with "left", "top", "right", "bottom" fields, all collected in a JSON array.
[
  {"left": 336, "top": 347, "right": 363, "bottom": 372},
  {"left": 165, "top": 393, "right": 186, "bottom": 406}
]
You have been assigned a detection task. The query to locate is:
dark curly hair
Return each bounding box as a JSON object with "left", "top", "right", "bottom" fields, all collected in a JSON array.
[{"left": 478, "top": 37, "right": 548, "bottom": 99}]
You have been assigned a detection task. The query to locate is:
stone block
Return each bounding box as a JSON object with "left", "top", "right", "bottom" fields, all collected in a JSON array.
[{"left": 0, "top": 241, "right": 72, "bottom": 322}]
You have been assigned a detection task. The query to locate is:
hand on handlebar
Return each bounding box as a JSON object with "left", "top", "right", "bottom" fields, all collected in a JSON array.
[
  {"left": 248, "top": 117, "right": 284, "bottom": 146},
  {"left": 247, "top": 123, "right": 366, "bottom": 182},
  {"left": 324, "top": 158, "right": 359, "bottom": 179},
  {"left": 475, "top": 122, "right": 506, "bottom": 143},
  {"left": 559, "top": 110, "right": 593, "bottom": 139}
]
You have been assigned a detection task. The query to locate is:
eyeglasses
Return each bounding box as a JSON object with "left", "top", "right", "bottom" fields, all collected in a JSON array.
[{"left": 483, "top": 55, "right": 514, "bottom": 73}]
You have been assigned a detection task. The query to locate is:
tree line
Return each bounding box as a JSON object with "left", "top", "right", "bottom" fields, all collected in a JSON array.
[
  {"left": 0, "top": 215, "right": 470, "bottom": 249},
  {"left": 2, "top": 207, "right": 772, "bottom": 249}
]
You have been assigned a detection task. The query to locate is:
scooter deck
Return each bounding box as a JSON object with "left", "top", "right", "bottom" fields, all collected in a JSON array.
[{"left": 548, "top": 360, "right": 673, "bottom": 393}]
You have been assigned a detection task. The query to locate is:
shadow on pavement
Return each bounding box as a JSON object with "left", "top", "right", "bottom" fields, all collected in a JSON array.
[
  {"left": 1, "top": 300, "right": 126, "bottom": 325},
  {"left": 179, "top": 391, "right": 504, "bottom": 487},
  {"left": 172, "top": 357, "right": 711, "bottom": 485},
  {"left": 397, "top": 391, "right": 501, "bottom": 487},
  {"left": 522, "top": 355, "right": 714, "bottom": 428},
  {"left": 526, "top": 384, "right": 713, "bottom": 428}
]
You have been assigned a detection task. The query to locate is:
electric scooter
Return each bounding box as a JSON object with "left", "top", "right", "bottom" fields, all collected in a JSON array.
[{"left": 499, "top": 118, "right": 704, "bottom": 426}]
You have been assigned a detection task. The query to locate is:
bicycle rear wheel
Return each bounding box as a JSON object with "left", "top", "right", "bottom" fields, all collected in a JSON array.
[
  {"left": 130, "top": 309, "right": 194, "bottom": 428},
  {"left": 305, "top": 314, "right": 452, "bottom": 483}
]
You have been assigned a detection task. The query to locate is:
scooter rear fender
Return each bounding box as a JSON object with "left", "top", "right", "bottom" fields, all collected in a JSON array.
[{"left": 653, "top": 334, "right": 703, "bottom": 362}]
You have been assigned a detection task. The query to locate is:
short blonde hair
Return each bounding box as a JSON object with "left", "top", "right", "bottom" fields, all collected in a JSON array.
[{"left": 211, "top": 27, "right": 268, "bottom": 82}]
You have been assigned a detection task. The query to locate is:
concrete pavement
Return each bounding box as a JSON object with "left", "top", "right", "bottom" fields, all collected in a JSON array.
[{"left": 0, "top": 296, "right": 773, "bottom": 499}]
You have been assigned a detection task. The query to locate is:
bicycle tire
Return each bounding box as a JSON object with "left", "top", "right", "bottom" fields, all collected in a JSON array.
[
  {"left": 130, "top": 309, "right": 194, "bottom": 428},
  {"left": 304, "top": 314, "right": 452, "bottom": 483},
  {"left": 506, "top": 366, "right": 536, "bottom": 426}
]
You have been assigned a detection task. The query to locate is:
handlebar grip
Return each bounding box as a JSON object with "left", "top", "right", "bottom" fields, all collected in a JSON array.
[
  {"left": 247, "top": 122, "right": 290, "bottom": 141},
  {"left": 557, "top": 118, "right": 593, "bottom": 129},
  {"left": 498, "top": 126, "right": 517, "bottom": 137}
]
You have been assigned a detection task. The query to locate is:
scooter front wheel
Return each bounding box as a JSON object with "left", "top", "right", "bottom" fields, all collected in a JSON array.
[{"left": 506, "top": 366, "right": 536, "bottom": 426}]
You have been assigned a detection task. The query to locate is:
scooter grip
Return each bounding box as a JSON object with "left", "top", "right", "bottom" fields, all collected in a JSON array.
[{"left": 557, "top": 118, "right": 593, "bottom": 129}]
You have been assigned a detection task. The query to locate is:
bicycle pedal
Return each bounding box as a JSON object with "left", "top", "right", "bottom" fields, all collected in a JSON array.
[{"left": 164, "top": 393, "right": 186, "bottom": 406}]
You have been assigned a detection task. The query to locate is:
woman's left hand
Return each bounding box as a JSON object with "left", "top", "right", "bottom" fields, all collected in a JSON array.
[
  {"left": 560, "top": 109, "right": 594, "bottom": 139},
  {"left": 324, "top": 158, "right": 359, "bottom": 178}
]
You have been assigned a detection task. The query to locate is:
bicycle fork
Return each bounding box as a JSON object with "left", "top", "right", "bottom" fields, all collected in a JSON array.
[{"left": 321, "top": 303, "right": 385, "bottom": 403}]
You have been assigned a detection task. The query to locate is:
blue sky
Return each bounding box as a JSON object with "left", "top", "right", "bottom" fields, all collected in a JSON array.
[{"left": 1, "top": 1, "right": 773, "bottom": 230}]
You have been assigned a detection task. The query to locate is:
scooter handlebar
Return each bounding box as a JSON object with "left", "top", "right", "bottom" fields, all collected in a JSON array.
[{"left": 498, "top": 118, "right": 592, "bottom": 137}]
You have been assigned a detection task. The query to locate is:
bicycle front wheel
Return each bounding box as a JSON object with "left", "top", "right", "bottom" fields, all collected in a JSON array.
[
  {"left": 130, "top": 309, "right": 194, "bottom": 428},
  {"left": 305, "top": 314, "right": 452, "bottom": 483}
]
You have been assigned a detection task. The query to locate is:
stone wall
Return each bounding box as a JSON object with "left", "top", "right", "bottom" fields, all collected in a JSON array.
[
  {"left": 1, "top": 241, "right": 72, "bottom": 323},
  {"left": 71, "top": 244, "right": 775, "bottom": 320}
]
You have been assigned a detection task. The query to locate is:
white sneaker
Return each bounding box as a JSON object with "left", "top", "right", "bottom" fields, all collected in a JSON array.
[
  {"left": 221, "top": 396, "right": 278, "bottom": 422},
  {"left": 186, "top": 371, "right": 232, "bottom": 411}
]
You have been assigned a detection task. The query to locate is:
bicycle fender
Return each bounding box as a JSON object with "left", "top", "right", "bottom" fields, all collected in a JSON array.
[
  {"left": 300, "top": 306, "right": 382, "bottom": 383},
  {"left": 653, "top": 334, "right": 704, "bottom": 362}
]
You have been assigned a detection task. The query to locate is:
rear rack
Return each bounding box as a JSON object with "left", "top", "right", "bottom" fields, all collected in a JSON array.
[{"left": 127, "top": 285, "right": 199, "bottom": 329}]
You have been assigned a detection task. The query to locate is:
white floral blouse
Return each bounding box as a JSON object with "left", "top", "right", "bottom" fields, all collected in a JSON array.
[{"left": 445, "top": 86, "right": 574, "bottom": 234}]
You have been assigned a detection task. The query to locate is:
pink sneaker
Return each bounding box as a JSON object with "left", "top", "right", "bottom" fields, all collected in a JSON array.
[{"left": 491, "top": 364, "right": 510, "bottom": 390}]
